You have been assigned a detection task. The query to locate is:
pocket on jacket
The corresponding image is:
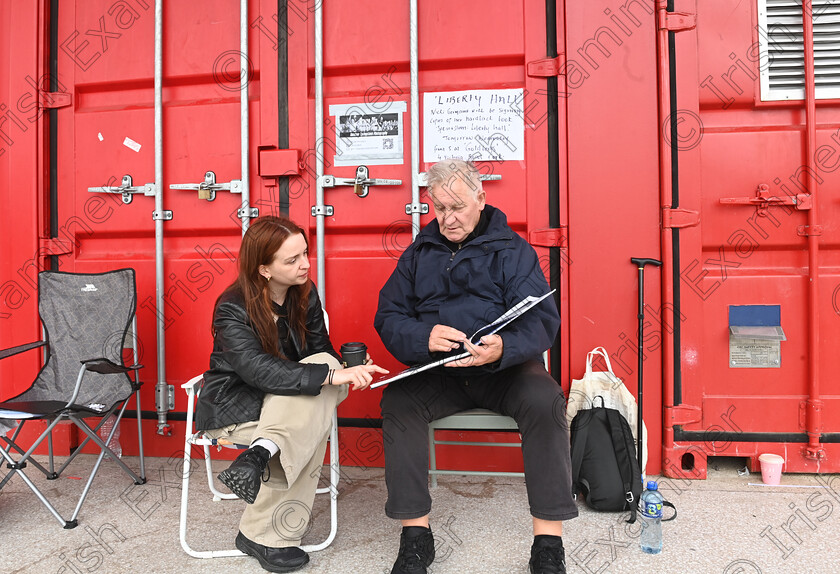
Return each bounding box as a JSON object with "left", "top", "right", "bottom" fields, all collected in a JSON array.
[{"left": 212, "top": 375, "right": 235, "bottom": 405}]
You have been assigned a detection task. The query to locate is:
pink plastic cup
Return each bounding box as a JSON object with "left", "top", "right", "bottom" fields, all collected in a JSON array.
[{"left": 758, "top": 453, "right": 784, "bottom": 485}]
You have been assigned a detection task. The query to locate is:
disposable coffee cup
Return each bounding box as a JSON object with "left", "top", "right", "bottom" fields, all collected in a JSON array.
[{"left": 341, "top": 342, "right": 367, "bottom": 367}]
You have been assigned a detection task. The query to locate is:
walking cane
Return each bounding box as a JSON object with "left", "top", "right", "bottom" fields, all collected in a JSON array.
[{"left": 629, "top": 257, "right": 661, "bottom": 481}]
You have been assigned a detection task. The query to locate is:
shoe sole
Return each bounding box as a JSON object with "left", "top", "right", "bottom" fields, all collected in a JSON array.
[
  {"left": 236, "top": 536, "right": 310, "bottom": 573},
  {"left": 218, "top": 468, "right": 259, "bottom": 504}
]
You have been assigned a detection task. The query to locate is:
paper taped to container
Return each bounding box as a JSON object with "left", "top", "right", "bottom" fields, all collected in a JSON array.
[
  {"left": 423, "top": 88, "right": 525, "bottom": 162},
  {"left": 330, "top": 100, "right": 407, "bottom": 166}
]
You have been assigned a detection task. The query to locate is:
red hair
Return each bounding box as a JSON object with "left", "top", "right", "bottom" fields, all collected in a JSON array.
[{"left": 213, "top": 216, "right": 311, "bottom": 357}]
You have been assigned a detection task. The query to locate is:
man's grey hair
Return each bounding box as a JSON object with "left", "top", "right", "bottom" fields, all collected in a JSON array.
[{"left": 425, "top": 159, "right": 482, "bottom": 199}]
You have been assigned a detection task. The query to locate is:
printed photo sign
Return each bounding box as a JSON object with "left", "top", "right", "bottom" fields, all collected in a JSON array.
[{"left": 329, "top": 101, "right": 407, "bottom": 166}]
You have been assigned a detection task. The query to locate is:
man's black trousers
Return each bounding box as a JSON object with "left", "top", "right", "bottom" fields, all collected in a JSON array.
[{"left": 380, "top": 359, "right": 579, "bottom": 521}]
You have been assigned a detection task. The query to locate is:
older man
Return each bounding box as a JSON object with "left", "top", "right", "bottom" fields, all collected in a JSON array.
[{"left": 374, "top": 159, "right": 577, "bottom": 574}]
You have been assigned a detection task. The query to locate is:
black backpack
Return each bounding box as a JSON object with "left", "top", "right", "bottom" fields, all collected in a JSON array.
[{"left": 570, "top": 397, "right": 642, "bottom": 522}]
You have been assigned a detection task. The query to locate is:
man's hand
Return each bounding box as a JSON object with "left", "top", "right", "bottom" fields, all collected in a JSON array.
[
  {"left": 447, "top": 334, "right": 503, "bottom": 368},
  {"left": 428, "top": 324, "right": 467, "bottom": 353}
]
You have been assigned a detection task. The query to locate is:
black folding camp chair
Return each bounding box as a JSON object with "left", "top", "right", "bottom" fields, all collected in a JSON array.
[{"left": 0, "top": 269, "right": 146, "bottom": 528}]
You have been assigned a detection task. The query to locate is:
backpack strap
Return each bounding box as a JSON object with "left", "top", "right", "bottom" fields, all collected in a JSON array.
[
  {"left": 605, "top": 408, "right": 639, "bottom": 523},
  {"left": 662, "top": 500, "right": 677, "bottom": 521},
  {"left": 569, "top": 413, "right": 591, "bottom": 498}
]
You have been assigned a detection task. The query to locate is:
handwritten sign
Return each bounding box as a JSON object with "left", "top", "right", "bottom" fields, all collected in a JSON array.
[{"left": 423, "top": 88, "right": 524, "bottom": 162}]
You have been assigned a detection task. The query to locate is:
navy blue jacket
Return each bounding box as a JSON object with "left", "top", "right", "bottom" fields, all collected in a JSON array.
[{"left": 374, "top": 205, "right": 559, "bottom": 374}]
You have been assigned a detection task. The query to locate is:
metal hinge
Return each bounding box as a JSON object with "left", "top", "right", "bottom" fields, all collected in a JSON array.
[
  {"left": 39, "top": 91, "right": 72, "bottom": 109},
  {"left": 797, "top": 225, "right": 823, "bottom": 237},
  {"left": 526, "top": 55, "right": 566, "bottom": 77},
  {"left": 529, "top": 228, "right": 567, "bottom": 248},
  {"left": 39, "top": 237, "right": 73, "bottom": 256},
  {"left": 665, "top": 404, "right": 702, "bottom": 426},
  {"left": 662, "top": 207, "right": 700, "bottom": 229},
  {"left": 658, "top": 10, "right": 696, "bottom": 32}
]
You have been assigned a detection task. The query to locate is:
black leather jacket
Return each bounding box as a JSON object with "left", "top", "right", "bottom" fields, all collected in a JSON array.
[{"left": 196, "top": 284, "right": 338, "bottom": 431}]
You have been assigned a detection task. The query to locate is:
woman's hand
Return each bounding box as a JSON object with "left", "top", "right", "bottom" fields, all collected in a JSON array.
[{"left": 329, "top": 363, "right": 389, "bottom": 390}]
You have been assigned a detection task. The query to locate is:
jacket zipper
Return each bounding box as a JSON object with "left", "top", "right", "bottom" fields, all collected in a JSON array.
[{"left": 446, "top": 244, "right": 461, "bottom": 271}]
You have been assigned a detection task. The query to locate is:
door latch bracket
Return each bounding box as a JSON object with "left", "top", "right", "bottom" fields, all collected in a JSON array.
[
  {"left": 658, "top": 10, "right": 696, "bottom": 32},
  {"left": 88, "top": 175, "right": 156, "bottom": 205},
  {"left": 170, "top": 171, "right": 242, "bottom": 202}
]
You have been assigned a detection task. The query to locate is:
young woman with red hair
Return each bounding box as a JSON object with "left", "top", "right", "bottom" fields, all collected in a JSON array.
[{"left": 196, "top": 215, "right": 386, "bottom": 572}]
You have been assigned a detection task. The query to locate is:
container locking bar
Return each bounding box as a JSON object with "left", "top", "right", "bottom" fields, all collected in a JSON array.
[
  {"left": 316, "top": 166, "right": 402, "bottom": 216},
  {"left": 170, "top": 171, "right": 244, "bottom": 203},
  {"left": 319, "top": 165, "right": 402, "bottom": 199},
  {"left": 88, "top": 175, "right": 156, "bottom": 205},
  {"left": 719, "top": 183, "right": 812, "bottom": 216}
]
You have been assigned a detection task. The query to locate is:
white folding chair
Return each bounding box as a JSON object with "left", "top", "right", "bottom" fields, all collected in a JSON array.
[{"left": 179, "top": 374, "right": 340, "bottom": 557}]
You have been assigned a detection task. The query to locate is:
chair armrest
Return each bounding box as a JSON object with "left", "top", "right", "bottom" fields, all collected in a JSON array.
[
  {"left": 0, "top": 340, "right": 46, "bottom": 361},
  {"left": 181, "top": 375, "right": 204, "bottom": 395},
  {"left": 83, "top": 358, "right": 144, "bottom": 390},
  {"left": 81, "top": 357, "right": 143, "bottom": 375}
]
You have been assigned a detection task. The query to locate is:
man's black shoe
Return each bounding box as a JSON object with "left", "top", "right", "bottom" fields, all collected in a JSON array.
[
  {"left": 390, "top": 526, "right": 435, "bottom": 574},
  {"left": 235, "top": 531, "right": 309, "bottom": 573},
  {"left": 218, "top": 445, "right": 271, "bottom": 504},
  {"left": 529, "top": 535, "right": 566, "bottom": 574}
]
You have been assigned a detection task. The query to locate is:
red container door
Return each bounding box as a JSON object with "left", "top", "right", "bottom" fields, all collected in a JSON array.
[
  {"left": 0, "top": 2, "right": 45, "bottom": 400},
  {"left": 665, "top": 1, "right": 840, "bottom": 476},
  {"left": 563, "top": 1, "right": 663, "bottom": 473},
  {"left": 302, "top": 0, "right": 566, "bottom": 472},
  {"left": 31, "top": 0, "right": 280, "bottom": 452}
]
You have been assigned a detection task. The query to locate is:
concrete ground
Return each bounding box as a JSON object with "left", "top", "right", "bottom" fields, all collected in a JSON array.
[{"left": 1, "top": 454, "right": 839, "bottom": 574}]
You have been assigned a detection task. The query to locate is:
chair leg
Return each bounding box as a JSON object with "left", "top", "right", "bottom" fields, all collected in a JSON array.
[
  {"left": 301, "top": 410, "right": 339, "bottom": 552},
  {"left": 69, "top": 415, "right": 144, "bottom": 484},
  {"left": 429, "top": 425, "right": 439, "bottom": 488},
  {"left": 47, "top": 430, "right": 56, "bottom": 478},
  {"left": 179, "top": 433, "right": 195, "bottom": 556},
  {"left": 69, "top": 406, "right": 143, "bottom": 523},
  {"left": 135, "top": 390, "right": 146, "bottom": 480},
  {"left": 180, "top": 439, "right": 245, "bottom": 558},
  {"left": 4, "top": 417, "right": 68, "bottom": 479},
  {"left": 203, "top": 445, "right": 238, "bottom": 501},
  {"left": 0, "top": 442, "right": 75, "bottom": 528},
  {"left": 180, "top": 380, "right": 245, "bottom": 558},
  {"left": 2, "top": 435, "right": 53, "bottom": 478},
  {"left": 178, "top": 382, "right": 339, "bottom": 558},
  {"left": 54, "top": 414, "right": 112, "bottom": 477}
]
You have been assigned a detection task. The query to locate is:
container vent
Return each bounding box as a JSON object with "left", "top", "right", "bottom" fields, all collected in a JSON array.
[{"left": 758, "top": 0, "right": 840, "bottom": 100}]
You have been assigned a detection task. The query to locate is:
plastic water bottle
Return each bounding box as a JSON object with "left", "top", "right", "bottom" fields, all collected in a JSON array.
[
  {"left": 99, "top": 415, "right": 122, "bottom": 459},
  {"left": 639, "top": 481, "right": 663, "bottom": 554}
]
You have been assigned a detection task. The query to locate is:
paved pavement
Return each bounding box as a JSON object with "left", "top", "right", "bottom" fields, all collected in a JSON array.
[{"left": 1, "top": 455, "right": 839, "bottom": 573}]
